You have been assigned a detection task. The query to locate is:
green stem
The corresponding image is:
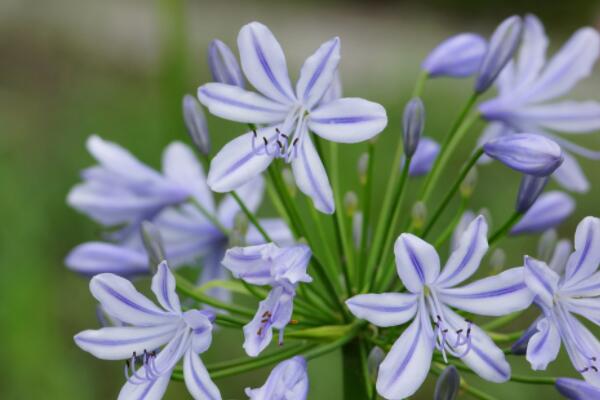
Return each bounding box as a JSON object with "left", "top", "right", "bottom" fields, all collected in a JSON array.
[
  {"left": 434, "top": 196, "right": 468, "bottom": 249},
  {"left": 342, "top": 339, "right": 370, "bottom": 399},
  {"left": 189, "top": 197, "right": 229, "bottom": 234},
  {"left": 231, "top": 191, "right": 272, "bottom": 242},
  {"left": 370, "top": 157, "right": 412, "bottom": 292},
  {"left": 486, "top": 330, "right": 524, "bottom": 343},
  {"left": 303, "top": 321, "right": 362, "bottom": 361},
  {"left": 482, "top": 311, "right": 524, "bottom": 331},
  {"left": 417, "top": 93, "right": 480, "bottom": 211},
  {"left": 307, "top": 203, "right": 343, "bottom": 294},
  {"left": 358, "top": 142, "right": 375, "bottom": 289},
  {"left": 412, "top": 70, "right": 428, "bottom": 98},
  {"left": 421, "top": 148, "right": 484, "bottom": 238},
  {"left": 489, "top": 211, "right": 522, "bottom": 245}
]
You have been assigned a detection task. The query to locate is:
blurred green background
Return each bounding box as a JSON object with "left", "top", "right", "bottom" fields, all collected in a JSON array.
[{"left": 2, "top": 0, "right": 600, "bottom": 398}]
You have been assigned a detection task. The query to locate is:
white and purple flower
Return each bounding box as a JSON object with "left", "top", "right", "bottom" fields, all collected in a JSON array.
[
  {"left": 245, "top": 356, "right": 309, "bottom": 399},
  {"left": 198, "top": 21, "right": 387, "bottom": 213},
  {"left": 222, "top": 243, "right": 312, "bottom": 356},
  {"left": 479, "top": 14, "right": 600, "bottom": 193},
  {"left": 523, "top": 216, "right": 600, "bottom": 386},
  {"left": 346, "top": 216, "right": 533, "bottom": 399},
  {"left": 74, "top": 262, "right": 221, "bottom": 400}
]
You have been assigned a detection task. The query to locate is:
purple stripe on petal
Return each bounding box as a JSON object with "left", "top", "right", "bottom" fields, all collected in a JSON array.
[
  {"left": 97, "top": 281, "right": 166, "bottom": 317},
  {"left": 199, "top": 87, "right": 282, "bottom": 114},
  {"left": 310, "top": 115, "right": 382, "bottom": 124},
  {"left": 471, "top": 345, "right": 509, "bottom": 377},
  {"left": 404, "top": 238, "right": 426, "bottom": 283},
  {"left": 303, "top": 39, "right": 339, "bottom": 102},
  {"left": 447, "top": 282, "right": 527, "bottom": 299},
  {"left": 251, "top": 31, "right": 293, "bottom": 102}
]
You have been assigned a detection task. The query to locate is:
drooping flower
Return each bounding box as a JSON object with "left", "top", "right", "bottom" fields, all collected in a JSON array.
[
  {"left": 556, "top": 378, "right": 600, "bottom": 399},
  {"left": 511, "top": 191, "right": 575, "bottom": 235},
  {"left": 67, "top": 135, "right": 190, "bottom": 241},
  {"left": 222, "top": 243, "right": 312, "bottom": 356},
  {"left": 198, "top": 21, "right": 387, "bottom": 213},
  {"left": 523, "top": 216, "right": 600, "bottom": 386},
  {"left": 482, "top": 133, "right": 563, "bottom": 176},
  {"left": 479, "top": 14, "right": 600, "bottom": 193},
  {"left": 421, "top": 33, "right": 487, "bottom": 78},
  {"left": 245, "top": 356, "right": 309, "bottom": 399},
  {"left": 408, "top": 137, "right": 440, "bottom": 177},
  {"left": 74, "top": 262, "right": 221, "bottom": 400},
  {"left": 346, "top": 216, "right": 533, "bottom": 399}
]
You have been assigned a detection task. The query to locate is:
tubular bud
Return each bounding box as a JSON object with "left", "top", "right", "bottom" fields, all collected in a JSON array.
[
  {"left": 183, "top": 95, "right": 211, "bottom": 155},
  {"left": 140, "top": 221, "right": 166, "bottom": 272},
  {"left": 422, "top": 33, "right": 487, "bottom": 78},
  {"left": 515, "top": 175, "right": 549, "bottom": 213},
  {"left": 207, "top": 39, "right": 244, "bottom": 87},
  {"left": 344, "top": 191, "right": 359, "bottom": 217},
  {"left": 402, "top": 97, "right": 425, "bottom": 158},
  {"left": 460, "top": 167, "right": 478, "bottom": 198},
  {"left": 412, "top": 201, "right": 427, "bottom": 229},
  {"left": 434, "top": 365, "right": 460, "bottom": 400},
  {"left": 358, "top": 152, "right": 369, "bottom": 185}
]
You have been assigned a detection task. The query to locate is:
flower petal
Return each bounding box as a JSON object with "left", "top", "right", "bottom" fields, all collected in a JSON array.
[
  {"left": 511, "top": 191, "right": 576, "bottom": 235},
  {"left": 450, "top": 211, "right": 476, "bottom": 251},
  {"left": 217, "top": 175, "right": 265, "bottom": 229},
  {"left": 74, "top": 324, "right": 177, "bottom": 360},
  {"left": 117, "top": 372, "right": 171, "bottom": 400},
  {"left": 552, "top": 153, "right": 590, "bottom": 193},
  {"left": 90, "top": 273, "right": 176, "bottom": 326},
  {"left": 437, "top": 267, "right": 533, "bottom": 316},
  {"left": 442, "top": 306, "right": 511, "bottom": 382},
  {"left": 524, "top": 256, "right": 559, "bottom": 309},
  {"left": 245, "top": 356, "right": 308, "bottom": 400},
  {"left": 511, "top": 14, "right": 548, "bottom": 90},
  {"left": 184, "top": 350, "right": 221, "bottom": 400},
  {"left": 162, "top": 141, "right": 215, "bottom": 212},
  {"left": 408, "top": 137, "right": 440, "bottom": 176},
  {"left": 563, "top": 216, "right": 600, "bottom": 286},
  {"left": 308, "top": 98, "right": 387, "bottom": 143},
  {"left": 151, "top": 261, "right": 181, "bottom": 314},
  {"left": 246, "top": 218, "right": 294, "bottom": 246},
  {"left": 198, "top": 249, "right": 231, "bottom": 304},
  {"left": 291, "top": 133, "right": 334, "bottom": 214},
  {"left": 549, "top": 239, "right": 573, "bottom": 275},
  {"left": 296, "top": 37, "right": 341, "bottom": 109},
  {"left": 376, "top": 305, "right": 434, "bottom": 399},
  {"left": 198, "top": 83, "right": 289, "bottom": 124},
  {"left": 394, "top": 233, "right": 440, "bottom": 293},
  {"left": 523, "top": 27, "right": 600, "bottom": 104},
  {"left": 526, "top": 317, "right": 561, "bottom": 370},
  {"left": 560, "top": 271, "right": 600, "bottom": 297},
  {"left": 556, "top": 378, "right": 600, "bottom": 400},
  {"left": 422, "top": 33, "right": 487, "bottom": 78},
  {"left": 65, "top": 242, "right": 148, "bottom": 277},
  {"left": 183, "top": 310, "right": 215, "bottom": 354},
  {"left": 207, "top": 127, "right": 276, "bottom": 193},
  {"left": 512, "top": 101, "right": 600, "bottom": 133},
  {"left": 208, "top": 39, "right": 244, "bottom": 88},
  {"left": 345, "top": 293, "right": 418, "bottom": 327},
  {"left": 222, "top": 243, "right": 277, "bottom": 286},
  {"left": 237, "top": 22, "right": 295, "bottom": 104},
  {"left": 437, "top": 215, "right": 489, "bottom": 288}
]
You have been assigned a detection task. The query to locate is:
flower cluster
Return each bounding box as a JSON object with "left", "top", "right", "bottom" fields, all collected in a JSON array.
[{"left": 67, "top": 15, "right": 600, "bottom": 400}]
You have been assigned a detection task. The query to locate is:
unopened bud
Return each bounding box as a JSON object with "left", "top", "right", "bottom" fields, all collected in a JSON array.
[
  {"left": 402, "top": 97, "right": 425, "bottom": 158},
  {"left": 357, "top": 153, "right": 369, "bottom": 185},
  {"left": 367, "top": 347, "right": 385, "bottom": 381},
  {"left": 515, "top": 175, "right": 549, "bottom": 213},
  {"left": 183, "top": 95, "right": 211, "bottom": 155},
  {"left": 282, "top": 168, "right": 297, "bottom": 197},
  {"left": 412, "top": 202, "right": 427, "bottom": 229},
  {"left": 141, "top": 221, "right": 166, "bottom": 272},
  {"left": 207, "top": 39, "right": 244, "bottom": 87},
  {"left": 460, "top": 167, "right": 478, "bottom": 198},
  {"left": 344, "top": 191, "right": 359, "bottom": 217},
  {"left": 434, "top": 365, "right": 460, "bottom": 400},
  {"left": 538, "top": 229, "right": 558, "bottom": 262},
  {"left": 475, "top": 15, "right": 523, "bottom": 93},
  {"left": 352, "top": 212, "right": 363, "bottom": 247},
  {"left": 422, "top": 33, "right": 487, "bottom": 78}
]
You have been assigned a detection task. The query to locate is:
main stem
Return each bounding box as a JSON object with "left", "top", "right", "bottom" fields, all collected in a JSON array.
[{"left": 342, "top": 339, "right": 370, "bottom": 400}]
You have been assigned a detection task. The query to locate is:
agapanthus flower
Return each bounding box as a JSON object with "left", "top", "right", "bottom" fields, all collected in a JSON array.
[
  {"left": 245, "top": 356, "right": 309, "bottom": 399},
  {"left": 222, "top": 243, "right": 312, "bottom": 356},
  {"left": 67, "top": 135, "right": 190, "bottom": 241},
  {"left": 421, "top": 33, "right": 487, "bottom": 78},
  {"left": 523, "top": 216, "right": 600, "bottom": 386},
  {"left": 346, "top": 216, "right": 533, "bottom": 399},
  {"left": 511, "top": 191, "right": 575, "bottom": 235},
  {"left": 479, "top": 14, "right": 600, "bottom": 193},
  {"left": 408, "top": 137, "right": 440, "bottom": 176},
  {"left": 74, "top": 262, "right": 221, "bottom": 400},
  {"left": 556, "top": 378, "right": 600, "bottom": 399},
  {"left": 198, "top": 21, "right": 387, "bottom": 213}
]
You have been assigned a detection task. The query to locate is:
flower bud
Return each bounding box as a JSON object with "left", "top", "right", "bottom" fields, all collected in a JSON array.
[
  {"left": 515, "top": 175, "right": 549, "bottom": 214},
  {"left": 512, "top": 191, "right": 575, "bottom": 234},
  {"left": 367, "top": 347, "right": 385, "bottom": 381},
  {"left": 474, "top": 15, "right": 523, "bottom": 93},
  {"left": 412, "top": 201, "right": 427, "bottom": 229},
  {"left": 357, "top": 152, "right": 369, "bottom": 185},
  {"left": 344, "top": 191, "right": 359, "bottom": 217},
  {"left": 489, "top": 248, "right": 506, "bottom": 274},
  {"left": 483, "top": 133, "right": 563, "bottom": 176},
  {"left": 408, "top": 137, "right": 439, "bottom": 177},
  {"left": 403, "top": 97, "right": 425, "bottom": 158},
  {"left": 422, "top": 33, "right": 487, "bottom": 78},
  {"left": 207, "top": 39, "right": 244, "bottom": 87},
  {"left": 282, "top": 168, "right": 297, "bottom": 197},
  {"left": 434, "top": 365, "right": 460, "bottom": 400},
  {"left": 511, "top": 322, "right": 538, "bottom": 355},
  {"left": 556, "top": 378, "right": 600, "bottom": 399},
  {"left": 460, "top": 167, "right": 478, "bottom": 198},
  {"left": 352, "top": 212, "right": 363, "bottom": 247},
  {"left": 537, "top": 229, "right": 558, "bottom": 262},
  {"left": 183, "top": 95, "right": 211, "bottom": 155},
  {"left": 141, "top": 221, "right": 166, "bottom": 272}
]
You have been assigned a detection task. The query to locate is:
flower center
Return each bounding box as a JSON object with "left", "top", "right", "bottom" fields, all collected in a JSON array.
[
  {"left": 251, "top": 107, "right": 308, "bottom": 162},
  {"left": 124, "top": 349, "right": 160, "bottom": 383}
]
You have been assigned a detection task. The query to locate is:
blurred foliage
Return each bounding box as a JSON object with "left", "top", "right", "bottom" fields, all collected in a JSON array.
[{"left": 1, "top": 0, "right": 599, "bottom": 398}]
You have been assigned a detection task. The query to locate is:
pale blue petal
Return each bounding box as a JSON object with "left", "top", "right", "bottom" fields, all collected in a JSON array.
[
  {"left": 552, "top": 153, "right": 590, "bottom": 193},
  {"left": 222, "top": 243, "right": 277, "bottom": 286},
  {"left": 511, "top": 191, "right": 576, "bottom": 235},
  {"left": 408, "top": 137, "right": 440, "bottom": 176},
  {"left": 524, "top": 256, "right": 559, "bottom": 308},
  {"left": 184, "top": 350, "right": 222, "bottom": 400},
  {"left": 346, "top": 293, "right": 418, "bottom": 327},
  {"left": 296, "top": 37, "right": 340, "bottom": 109},
  {"left": 245, "top": 356, "right": 308, "bottom": 400},
  {"left": 117, "top": 371, "right": 171, "bottom": 400},
  {"left": 208, "top": 39, "right": 244, "bottom": 88},
  {"left": 151, "top": 262, "right": 181, "bottom": 314},
  {"left": 563, "top": 216, "right": 600, "bottom": 286},
  {"left": 394, "top": 233, "right": 440, "bottom": 293},
  {"left": 556, "top": 378, "right": 600, "bottom": 399},
  {"left": 422, "top": 33, "right": 487, "bottom": 78},
  {"left": 65, "top": 242, "right": 148, "bottom": 277},
  {"left": 511, "top": 101, "right": 600, "bottom": 133},
  {"left": 526, "top": 317, "right": 561, "bottom": 370}
]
